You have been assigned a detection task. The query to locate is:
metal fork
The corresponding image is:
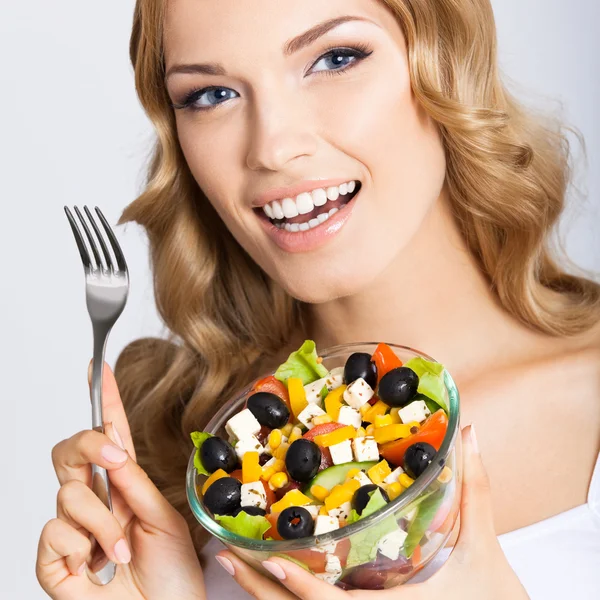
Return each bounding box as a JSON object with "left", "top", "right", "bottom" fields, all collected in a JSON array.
[{"left": 64, "top": 206, "right": 129, "bottom": 585}]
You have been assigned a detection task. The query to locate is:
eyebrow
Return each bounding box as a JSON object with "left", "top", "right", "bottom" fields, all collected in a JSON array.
[{"left": 165, "top": 15, "right": 375, "bottom": 80}]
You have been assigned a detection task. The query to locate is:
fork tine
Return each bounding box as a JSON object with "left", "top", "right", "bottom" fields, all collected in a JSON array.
[
  {"left": 74, "top": 206, "right": 102, "bottom": 270},
  {"left": 64, "top": 206, "right": 93, "bottom": 269},
  {"left": 95, "top": 207, "right": 128, "bottom": 273},
  {"left": 84, "top": 206, "right": 114, "bottom": 272}
]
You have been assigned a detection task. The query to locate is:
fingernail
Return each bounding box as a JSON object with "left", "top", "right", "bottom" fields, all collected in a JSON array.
[
  {"left": 101, "top": 444, "right": 128, "bottom": 463},
  {"left": 470, "top": 424, "right": 479, "bottom": 454},
  {"left": 216, "top": 555, "right": 235, "bottom": 576},
  {"left": 87, "top": 359, "right": 93, "bottom": 383},
  {"left": 114, "top": 539, "right": 131, "bottom": 564},
  {"left": 110, "top": 422, "right": 125, "bottom": 450},
  {"left": 262, "top": 560, "right": 286, "bottom": 580},
  {"left": 77, "top": 562, "right": 86, "bottom": 576}
]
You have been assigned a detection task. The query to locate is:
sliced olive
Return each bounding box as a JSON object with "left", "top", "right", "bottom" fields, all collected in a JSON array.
[
  {"left": 247, "top": 392, "right": 290, "bottom": 429},
  {"left": 285, "top": 439, "right": 321, "bottom": 482},
  {"left": 404, "top": 442, "right": 436, "bottom": 478},
  {"left": 200, "top": 437, "right": 237, "bottom": 474},
  {"left": 352, "top": 484, "right": 389, "bottom": 516},
  {"left": 203, "top": 477, "right": 242, "bottom": 516},
  {"left": 377, "top": 367, "right": 419, "bottom": 407},
  {"left": 277, "top": 506, "right": 314, "bottom": 539},
  {"left": 233, "top": 506, "right": 267, "bottom": 517},
  {"left": 344, "top": 352, "right": 378, "bottom": 389}
]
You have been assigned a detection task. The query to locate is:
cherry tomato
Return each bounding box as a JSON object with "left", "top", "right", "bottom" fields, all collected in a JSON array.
[
  {"left": 302, "top": 422, "right": 346, "bottom": 442},
  {"left": 379, "top": 410, "right": 448, "bottom": 468},
  {"left": 371, "top": 342, "right": 403, "bottom": 384},
  {"left": 264, "top": 512, "right": 284, "bottom": 540},
  {"left": 286, "top": 549, "right": 327, "bottom": 572}
]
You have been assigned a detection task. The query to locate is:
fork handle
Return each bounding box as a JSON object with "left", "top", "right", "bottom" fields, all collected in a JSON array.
[{"left": 86, "top": 325, "right": 118, "bottom": 585}]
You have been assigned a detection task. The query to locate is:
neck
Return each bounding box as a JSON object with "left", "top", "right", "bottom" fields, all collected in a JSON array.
[{"left": 303, "top": 192, "right": 544, "bottom": 385}]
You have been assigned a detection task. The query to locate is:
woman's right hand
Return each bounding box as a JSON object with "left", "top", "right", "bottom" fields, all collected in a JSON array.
[{"left": 36, "top": 362, "right": 206, "bottom": 600}]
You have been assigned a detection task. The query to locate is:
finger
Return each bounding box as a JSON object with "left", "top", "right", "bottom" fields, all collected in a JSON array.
[
  {"left": 56, "top": 479, "right": 131, "bottom": 565},
  {"left": 52, "top": 429, "right": 128, "bottom": 486},
  {"left": 88, "top": 360, "right": 135, "bottom": 458},
  {"left": 37, "top": 518, "right": 92, "bottom": 588},
  {"left": 216, "top": 552, "right": 298, "bottom": 600}
]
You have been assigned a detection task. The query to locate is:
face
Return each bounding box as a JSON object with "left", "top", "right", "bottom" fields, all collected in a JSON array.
[{"left": 164, "top": 0, "right": 446, "bottom": 303}]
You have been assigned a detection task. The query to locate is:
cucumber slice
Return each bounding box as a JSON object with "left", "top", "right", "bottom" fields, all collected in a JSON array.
[{"left": 304, "top": 461, "right": 378, "bottom": 499}]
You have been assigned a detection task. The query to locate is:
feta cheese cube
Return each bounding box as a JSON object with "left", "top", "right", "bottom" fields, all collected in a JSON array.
[
  {"left": 399, "top": 400, "right": 431, "bottom": 424},
  {"left": 225, "top": 409, "right": 261, "bottom": 440},
  {"left": 343, "top": 377, "right": 374, "bottom": 409},
  {"left": 352, "top": 436, "right": 379, "bottom": 462},
  {"left": 241, "top": 481, "right": 267, "bottom": 510},
  {"left": 383, "top": 466, "right": 405, "bottom": 485},
  {"left": 377, "top": 529, "right": 408, "bottom": 561},
  {"left": 303, "top": 378, "right": 327, "bottom": 405},
  {"left": 353, "top": 470, "right": 373, "bottom": 487},
  {"left": 303, "top": 504, "right": 320, "bottom": 518},
  {"left": 297, "top": 403, "right": 327, "bottom": 429},
  {"left": 325, "top": 554, "right": 342, "bottom": 575},
  {"left": 329, "top": 439, "right": 353, "bottom": 465},
  {"left": 337, "top": 405, "right": 362, "bottom": 428},
  {"left": 234, "top": 435, "right": 265, "bottom": 460},
  {"left": 323, "top": 366, "right": 344, "bottom": 391},
  {"left": 328, "top": 501, "right": 352, "bottom": 521},
  {"left": 314, "top": 515, "right": 339, "bottom": 536}
]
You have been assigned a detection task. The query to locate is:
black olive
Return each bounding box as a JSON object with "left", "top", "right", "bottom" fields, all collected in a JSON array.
[
  {"left": 344, "top": 352, "right": 378, "bottom": 389},
  {"left": 404, "top": 442, "right": 436, "bottom": 478},
  {"left": 203, "top": 477, "right": 242, "bottom": 516},
  {"left": 200, "top": 437, "right": 238, "bottom": 474},
  {"left": 285, "top": 439, "right": 321, "bottom": 482},
  {"left": 377, "top": 367, "right": 419, "bottom": 407},
  {"left": 247, "top": 392, "right": 290, "bottom": 429},
  {"left": 277, "top": 506, "right": 315, "bottom": 539},
  {"left": 233, "top": 506, "right": 267, "bottom": 517},
  {"left": 352, "top": 484, "right": 390, "bottom": 516}
]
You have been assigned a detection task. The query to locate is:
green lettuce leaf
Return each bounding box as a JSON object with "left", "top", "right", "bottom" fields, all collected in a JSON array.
[
  {"left": 274, "top": 340, "right": 329, "bottom": 385},
  {"left": 413, "top": 393, "right": 442, "bottom": 416},
  {"left": 190, "top": 431, "right": 213, "bottom": 476},
  {"left": 404, "top": 358, "right": 448, "bottom": 414},
  {"left": 346, "top": 489, "right": 400, "bottom": 568},
  {"left": 402, "top": 490, "right": 445, "bottom": 558},
  {"left": 214, "top": 511, "right": 271, "bottom": 540}
]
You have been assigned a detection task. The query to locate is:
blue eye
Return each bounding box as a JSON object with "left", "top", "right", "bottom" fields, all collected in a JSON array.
[
  {"left": 310, "top": 48, "right": 364, "bottom": 73},
  {"left": 175, "top": 86, "right": 238, "bottom": 111}
]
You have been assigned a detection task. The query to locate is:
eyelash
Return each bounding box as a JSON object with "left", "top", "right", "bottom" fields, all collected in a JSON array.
[{"left": 171, "top": 43, "right": 374, "bottom": 113}]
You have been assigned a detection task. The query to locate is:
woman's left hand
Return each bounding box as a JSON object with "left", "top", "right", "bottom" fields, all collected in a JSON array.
[{"left": 216, "top": 425, "right": 530, "bottom": 599}]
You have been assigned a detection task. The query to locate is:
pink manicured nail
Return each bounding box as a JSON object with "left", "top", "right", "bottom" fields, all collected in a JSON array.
[
  {"left": 216, "top": 555, "right": 235, "bottom": 576},
  {"left": 101, "top": 444, "right": 128, "bottom": 463},
  {"left": 470, "top": 424, "right": 479, "bottom": 454},
  {"left": 77, "top": 562, "right": 86, "bottom": 576},
  {"left": 111, "top": 422, "right": 125, "bottom": 450},
  {"left": 114, "top": 539, "right": 131, "bottom": 564},
  {"left": 262, "top": 560, "right": 286, "bottom": 580}
]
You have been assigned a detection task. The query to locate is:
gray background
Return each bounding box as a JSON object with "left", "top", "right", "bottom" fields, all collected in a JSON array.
[{"left": 0, "top": 1, "right": 598, "bottom": 598}]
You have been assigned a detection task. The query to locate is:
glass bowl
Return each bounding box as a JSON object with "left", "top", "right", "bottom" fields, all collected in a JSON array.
[{"left": 186, "top": 342, "right": 461, "bottom": 590}]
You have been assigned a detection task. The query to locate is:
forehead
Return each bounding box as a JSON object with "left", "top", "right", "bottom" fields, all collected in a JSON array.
[{"left": 163, "top": 0, "right": 394, "bottom": 68}]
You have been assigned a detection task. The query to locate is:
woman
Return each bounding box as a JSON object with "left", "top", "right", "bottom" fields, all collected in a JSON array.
[{"left": 36, "top": 0, "right": 600, "bottom": 598}]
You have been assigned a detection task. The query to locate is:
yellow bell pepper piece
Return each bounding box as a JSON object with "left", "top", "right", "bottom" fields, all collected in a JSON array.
[
  {"left": 386, "top": 481, "right": 403, "bottom": 500},
  {"left": 324, "top": 479, "right": 360, "bottom": 511},
  {"left": 288, "top": 377, "right": 308, "bottom": 418},
  {"left": 373, "top": 423, "right": 415, "bottom": 444},
  {"left": 270, "top": 489, "right": 312, "bottom": 513},
  {"left": 362, "top": 400, "right": 388, "bottom": 424},
  {"left": 313, "top": 425, "right": 357, "bottom": 447},
  {"left": 345, "top": 468, "right": 361, "bottom": 480},
  {"left": 310, "top": 485, "right": 330, "bottom": 502},
  {"left": 201, "top": 469, "right": 227, "bottom": 495},
  {"left": 367, "top": 459, "right": 392, "bottom": 485},
  {"left": 375, "top": 414, "right": 393, "bottom": 428},
  {"left": 399, "top": 473, "right": 415, "bottom": 488},
  {"left": 389, "top": 407, "right": 402, "bottom": 424},
  {"left": 242, "top": 451, "right": 262, "bottom": 483},
  {"left": 324, "top": 385, "right": 346, "bottom": 421}
]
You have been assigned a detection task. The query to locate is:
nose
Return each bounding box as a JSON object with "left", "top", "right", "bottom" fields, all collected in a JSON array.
[{"left": 245, "top": 90, "right": 318, "bottom": 172}]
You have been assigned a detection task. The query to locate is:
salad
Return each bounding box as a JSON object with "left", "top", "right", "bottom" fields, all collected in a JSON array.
[{"left": 191, "top": 341, "right": 454, "bottom": 587}]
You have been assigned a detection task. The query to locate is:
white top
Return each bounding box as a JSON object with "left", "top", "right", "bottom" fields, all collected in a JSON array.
[{"left": 201, "top": 452, "right": 600, "bottom": 599}]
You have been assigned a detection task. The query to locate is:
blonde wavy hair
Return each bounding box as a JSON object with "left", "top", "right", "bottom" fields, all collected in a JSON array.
[{"left": 116, "top": 0, "right": 600, "bottom": 552}]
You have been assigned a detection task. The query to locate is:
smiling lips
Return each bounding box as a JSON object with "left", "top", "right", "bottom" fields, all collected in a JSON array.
[{"left": 259, "top": 180, "right": 361, "bottom": 232}]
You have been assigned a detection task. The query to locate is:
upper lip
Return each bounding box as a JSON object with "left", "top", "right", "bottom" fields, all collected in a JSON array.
[{"left": 253, "top": 178, "right": 359, "bottom": 208}]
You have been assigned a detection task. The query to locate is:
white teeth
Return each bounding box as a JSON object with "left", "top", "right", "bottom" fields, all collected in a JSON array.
[
  {"left": 317, "top": 212, "right": 329, "bottom": 224},
  {"left": 326, "top": 186, "right": 340, "bottom": 202},
  {"left": 347, "top": 180, "right": 356, "bottom": 194},
  {"left": 291, "top": 223, "right": 300, "bottom": 232},
  {"left": 312, "top": 188, "right": 327, "bottom": 207},
  {"left": 339, "top": 182, "right": 348, "bottom": 196},
  {"left": 263, "top": 203, "right": 274, "bottom": 219},
  {"left": 309, "top": 218, "right": 320, "bottom": 229},
  {"left": 282, "top": 197, "right": 299, "bottom": 218},
  {"left": 299, "top": 222, "right": 310, "bottom": 231},
  {"left": 271, "top": 200, "right": 285, "bottom": 220},
  {"left": 296, "top": 192, "right": 314, "bottom": 215},
  {"left": 329, "top": 207, "right": 339, "bottom": 216}
]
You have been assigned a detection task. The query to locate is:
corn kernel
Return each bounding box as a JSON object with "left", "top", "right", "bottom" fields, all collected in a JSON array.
[
  {"left": 367, "top": 460, "right": 392, "bottom": 485},
  {"left": 272, "top": 458, "right": 285, "bottom": 472},
  {"left": 268, "top": 429, "right": 282, "bottom": 450},
  {"left": 366, "top": 424, "right": 376, "bottom": 436},
  {"left": 359, "top": 404, "right": 371, "bottom": 417},
  {"left": 261, "top": 466, "right": 276, "bottom": 481},
  {"left": 310, "top": 485, "right": 330, "bottom": 502},
  {"left": 287, "top": 427, "right": 303, "bottom": 444},
  {"left": 274, "top": 442, "right": 290, "bottom": 460},
  {"left": 346, "top": 468, "right": 361, "bottom": 480},
  {"left": 242, "top": 452, "right": 262, "bottom": 483},
  {"left": 281, "top": 423, "right": 294, "bottom": 437},
  {"left": 437, "top": 466, "right": 453, "bottom": 484},
  {"left": 355, "top": 427, "right": 366, "bottom": 437},
  {"left": 399, "top": 473, "right": 415, "bottom": 488},
  {"left": 202, "top": 469, "right": 227, "bottom": 495},
  {"left": 319, "top": 506, "right": 329, "bottom": 516},
  {"left": 270, "top": 471, "right": 289, "bottom": 489},
  {"left": 375, "top": 414, "right": 393, "bottom": 428},
  {"left": 313, "top": 425, "right": 356, "bottom": 448},
  {"left": 387, "top": 482, "right": 403, "bottom": 500},
  {"left": 312, "top": 414, "right": 332, "bottom": 426}
]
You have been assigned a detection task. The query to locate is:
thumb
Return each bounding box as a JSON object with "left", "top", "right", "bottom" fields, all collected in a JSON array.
[{"left": 453, "top": 424, "right": 496, "bottom": 553}]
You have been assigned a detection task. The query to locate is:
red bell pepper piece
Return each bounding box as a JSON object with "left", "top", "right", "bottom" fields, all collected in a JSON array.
[{"left": 371, "top": 343, "right": 403, "bottom": 384}]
